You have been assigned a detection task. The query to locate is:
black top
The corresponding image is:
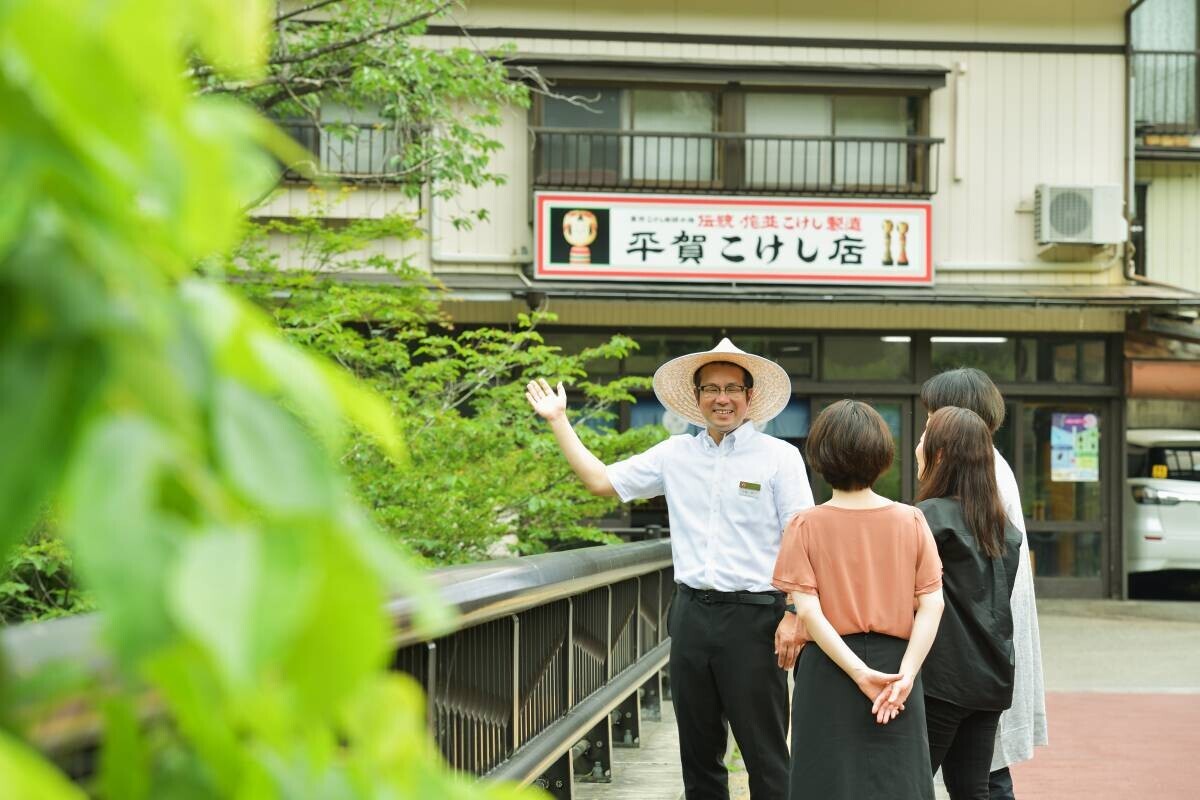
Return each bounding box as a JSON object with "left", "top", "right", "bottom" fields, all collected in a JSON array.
[{"left": 917, "top": 497, "right": 1023, "bottom": 711}]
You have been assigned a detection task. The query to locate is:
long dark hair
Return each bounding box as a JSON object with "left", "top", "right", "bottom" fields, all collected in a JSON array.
[{"left": 917, "top": 407, "right": 1007, "bottom": 558}]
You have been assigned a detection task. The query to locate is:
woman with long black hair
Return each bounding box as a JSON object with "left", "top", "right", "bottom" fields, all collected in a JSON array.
[
  {"left": 920, "top": 368, "right": 1047, "bottom": 800},
  {"left": 916, "top": 406, "right": 1023, "bottom": 800}
]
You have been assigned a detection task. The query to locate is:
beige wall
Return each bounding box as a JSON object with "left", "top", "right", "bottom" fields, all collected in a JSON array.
[
  {"left": 255, "top": 1, "right": 1134, "bottom": 296},
  {"left": 1137, "top": 161, "right": 1200, "bottom": 293},
  {"left": 417, "top": 28, "right": 1128, "bottom": 287},
  {"left": 455, "top": 0, "right": 1127, "bottom": 46}
]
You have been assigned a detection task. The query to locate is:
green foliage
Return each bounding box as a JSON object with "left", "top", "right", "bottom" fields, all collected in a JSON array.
[
  {"left": 196, "top": 0, "right": 530, "bottom": 200},
  {"left": 229, "top": 213, "right": 664, "bottom": 563},
  {"left": 0, "top": 521, "right": 92, "bottom": 624},
  {"left": 0, "top": 0, "right": 542, "bottom": 797}
]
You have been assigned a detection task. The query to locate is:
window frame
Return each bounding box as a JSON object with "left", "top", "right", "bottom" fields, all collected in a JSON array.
[{"left": 532, "top": 80, "right": 934, "bottom": 194}]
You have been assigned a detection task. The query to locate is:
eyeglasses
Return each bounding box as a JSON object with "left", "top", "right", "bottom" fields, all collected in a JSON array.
[{"left": 697, "top": 383, "right": 748, "bottom": 397}]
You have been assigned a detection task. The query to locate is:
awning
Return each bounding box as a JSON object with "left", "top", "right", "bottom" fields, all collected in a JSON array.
[
  {"left": 430, "top": 273, "right": 1200, "bottom": 312},
  {"left": 506, "top": 54, "right": 949, "bottom": 91}
]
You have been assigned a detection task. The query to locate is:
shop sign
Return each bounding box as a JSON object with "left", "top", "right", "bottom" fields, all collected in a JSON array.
[
  {"left": 534, "top": 191, "right": 932, "bottom": 285},
  {"left": 1051, "top": 412, "right": 1100, "bottom": 482}
]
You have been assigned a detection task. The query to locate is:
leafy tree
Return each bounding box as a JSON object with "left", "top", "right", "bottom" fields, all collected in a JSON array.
[
  {"left": 0, "top": 0, "right": 539, "bottom": 796},
  {"left": 196, "top": 0, "right": 531, "bottom": 200},
  {"left": 198, "top": 0, "right": 657, "bottom": 563},
  {"left": 230, "top": 209, "right": 663, "bottom": 564}
]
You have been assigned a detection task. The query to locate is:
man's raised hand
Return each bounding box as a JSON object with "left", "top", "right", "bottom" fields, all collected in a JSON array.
[{"left": 526, "top": 378, "right": 568, "bottom": 422}]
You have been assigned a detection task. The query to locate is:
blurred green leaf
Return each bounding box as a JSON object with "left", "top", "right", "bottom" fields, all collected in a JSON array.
[
  {"left": 61, "top": 416, "right": 184, "bottom": 667},
  {"left": 213, "top": 380, "right": 336, "bottom": 515},
  {"left": 96, "top": 697, "right": 150, "bottom": 800},
  {"left": 282, "top": 530, "right": 390, "bottom": 718},
  {"left": 0, "top": 730, "right": 87, "bottom": 799},
  {"left": 169, "top": 523, "right": 319, "bottom": 688},
  {"left": 189, "top": 0, "right": 269, "bottom": 80},
  {"left": 0, "top": 336, "right": 103, "bottom": 561}
]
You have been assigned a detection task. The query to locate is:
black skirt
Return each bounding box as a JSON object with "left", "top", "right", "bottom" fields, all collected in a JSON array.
[{"left": 789, "top": 632, "right": 935, "bottom": 800}]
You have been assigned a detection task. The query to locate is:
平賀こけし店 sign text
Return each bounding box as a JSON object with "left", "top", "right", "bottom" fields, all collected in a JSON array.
[{"left": 535, "top": 192, "right": 932, "bottom": 285}]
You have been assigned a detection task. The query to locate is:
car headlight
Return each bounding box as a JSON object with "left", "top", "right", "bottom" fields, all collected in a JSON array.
[{"left": 1131, "top": 485, "right": 1188, "bottom": 505}]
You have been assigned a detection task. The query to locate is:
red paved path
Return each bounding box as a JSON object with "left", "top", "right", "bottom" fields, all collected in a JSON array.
[{"left": 1010, "top": 692, "right": 1200, "bottom": 800}]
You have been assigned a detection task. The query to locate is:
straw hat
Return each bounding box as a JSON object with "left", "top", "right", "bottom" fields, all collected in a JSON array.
[{"left": 652, "top": 338, "right": 791, "bottom": 428}]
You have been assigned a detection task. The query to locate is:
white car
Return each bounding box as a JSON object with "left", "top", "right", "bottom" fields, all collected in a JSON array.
[{"left": 1126, "top": 429, "right": 1200, "bottom": 575}]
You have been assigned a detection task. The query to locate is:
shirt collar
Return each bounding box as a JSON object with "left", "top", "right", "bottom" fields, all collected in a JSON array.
[{"left": 699, "top": 420, "right": 757, "bottom": 449}]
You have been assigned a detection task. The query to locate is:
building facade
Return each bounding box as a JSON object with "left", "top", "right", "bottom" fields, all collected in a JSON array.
[{"left": 256, "top": 0, "right": 1200, "bottom": 597}]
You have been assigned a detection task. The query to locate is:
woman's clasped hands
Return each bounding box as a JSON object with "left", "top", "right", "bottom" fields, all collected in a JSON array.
[{"left": 852, "top": 667, "right": 915, "bottom": 725}]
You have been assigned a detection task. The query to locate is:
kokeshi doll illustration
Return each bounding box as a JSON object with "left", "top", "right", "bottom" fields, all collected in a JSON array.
[
  {"left": 562, "top": 209, "right": 598, "bottom": 265},
  {"left": 897, "top": 221, "right": 910, "bottom": 266},
  {"left": 881, "top": 219, "right": 894, "bottom": 266}
]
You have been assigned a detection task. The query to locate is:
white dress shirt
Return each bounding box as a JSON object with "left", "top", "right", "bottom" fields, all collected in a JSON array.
[
  {"left": 993, "top": 449, "right": 1050, "bottom": 768},
  {"left": 607, "top": 421, "right": 815, "bottom": 592}
]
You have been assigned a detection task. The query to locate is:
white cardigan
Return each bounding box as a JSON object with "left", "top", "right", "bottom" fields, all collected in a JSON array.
[{"left": 992, "top": 450, "right": 1050, "bottom": 769}]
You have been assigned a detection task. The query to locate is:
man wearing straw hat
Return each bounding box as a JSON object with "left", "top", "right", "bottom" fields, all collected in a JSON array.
[{"left": 526, "top": 338, "right": 814, "bottom": 799}]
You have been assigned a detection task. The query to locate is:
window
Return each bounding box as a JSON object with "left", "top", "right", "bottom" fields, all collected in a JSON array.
[
  {"left": 821, "top": 335, "right": 912, "bottom": 381},
  {"left": 723, "top": 335, "right": 816, "bottom": 379},
  {"left": 629, "top": 90, "right": 717, "bottom": 182},
  {"left": 536, "top": 84, "right": 930, "bottom": 194},
  {"left": 743, "top": 93, "right": 831, "bottom": 188},
  {"left": 1018, "top": 338, "right": 1108, "bottom": 384},
  {"left": 1149, "top": 446, "right": 1200, "bottom": 481},
  {"left": 540, "top": 332, "right": 621, "bottom": 381},
  {"left": 930, "top": 336, "right": 1109, "bottom": 385},
  {"left": 931, "top": 337, "right": 1017, "bottom": 382},
  {"left": 541, "top": 88, "right": 623, "bottom": 184},
  {"left": 279, "top": 103, "right": 415, "bottom": 180}
]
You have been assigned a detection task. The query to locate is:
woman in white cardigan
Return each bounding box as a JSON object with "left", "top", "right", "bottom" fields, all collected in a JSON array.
[{"left": 920, "top": 368, "right": 1048, "bottom": 800}]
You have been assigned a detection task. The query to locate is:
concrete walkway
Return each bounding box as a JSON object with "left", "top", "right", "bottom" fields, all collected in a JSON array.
[{"left": 578, "top": 599, "right": 1200, "bottom": 799}]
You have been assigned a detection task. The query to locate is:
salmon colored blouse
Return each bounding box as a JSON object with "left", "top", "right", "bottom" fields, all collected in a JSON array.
[{"left": 772, "top": 502, "right": 943, "bottom": 641}]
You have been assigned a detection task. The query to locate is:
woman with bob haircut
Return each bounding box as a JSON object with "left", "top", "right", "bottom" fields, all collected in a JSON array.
[
  {"left": 916, "top": 407, "right": 1023, "bottom": 799},
  {"left": 773, "top": 399, "right": 945, "bottom": 800},
  {"left": 920, "top": 368, "right": 1047, "bottom": 800}
]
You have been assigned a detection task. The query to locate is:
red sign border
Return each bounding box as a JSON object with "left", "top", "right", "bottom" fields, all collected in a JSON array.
[{"left": 534, "top": 192, "right": 933, "bottom": 285}]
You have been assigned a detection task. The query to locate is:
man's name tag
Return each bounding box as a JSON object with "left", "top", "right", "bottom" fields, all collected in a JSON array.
[{"left": 738, "top": 480, "right": 761, "bottom": 498}]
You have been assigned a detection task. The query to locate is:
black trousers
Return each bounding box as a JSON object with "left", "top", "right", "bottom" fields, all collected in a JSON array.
[
  {"left": 926, "top": 696, "right": 1002, "bottom": 800},
  {"left": 668, "top": 588, "right": 789, "bottom": 800},
  {"left": 988, "top": 766, "right": 1016, "bottom": 800}
]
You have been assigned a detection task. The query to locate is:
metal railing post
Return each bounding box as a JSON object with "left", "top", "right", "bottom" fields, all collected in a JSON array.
[{"left": 512, "top": 614, "right": 521, "bottom": 753}]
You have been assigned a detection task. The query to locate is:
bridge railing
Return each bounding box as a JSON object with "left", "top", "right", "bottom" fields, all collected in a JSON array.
[{"left": 2, "top": 540, "right": 675, "bottom": 798}]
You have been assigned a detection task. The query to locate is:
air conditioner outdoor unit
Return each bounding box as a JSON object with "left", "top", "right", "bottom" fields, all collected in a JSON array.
[{"left": 1034, "top": 184, "right": 1126, "bottom": 245}]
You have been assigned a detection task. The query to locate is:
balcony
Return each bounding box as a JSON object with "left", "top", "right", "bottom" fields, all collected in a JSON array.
[
  {"left": 1133, "top": 50, "right": 1200, "bottom": 157},
  {"left": 532, "top": 127, "right": 942, "bottom": 197},
  {"left": 279, "top": 120, "right": 414, "bottom": 182}
]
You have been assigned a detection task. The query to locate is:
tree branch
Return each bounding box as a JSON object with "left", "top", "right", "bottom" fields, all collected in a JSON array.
[
  {"left": 256, "top": 62, "right": 358, "bottom": 108},
  {"left": 269, "top": 0, "right": 456, "bottom": 67},
  {"left": 275, "top": 0, "right": 347, "bottom": 25}
]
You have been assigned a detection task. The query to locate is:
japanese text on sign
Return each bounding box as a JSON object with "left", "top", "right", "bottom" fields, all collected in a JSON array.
[{"left": 535, "top": 192, "right": 932, "bottom": 285}]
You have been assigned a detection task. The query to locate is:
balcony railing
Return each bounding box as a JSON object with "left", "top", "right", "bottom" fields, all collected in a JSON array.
[
  {"left": 1134, "top": 50, "right": 1200, "bottom": 133},
  {"left": 532, "top": 127, "right": 942, "bottom": 197},
  {"left": 279, "top": 120, "right": 414, "bottom": 181}
]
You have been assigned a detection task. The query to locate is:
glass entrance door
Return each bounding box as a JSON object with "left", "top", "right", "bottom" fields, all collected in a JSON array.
[{"left": 1013, "top": 401, "right": 1109, "bottom": 597}]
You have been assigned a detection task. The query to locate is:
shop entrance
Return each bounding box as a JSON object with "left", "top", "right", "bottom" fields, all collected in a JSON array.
[{"left": 996, "top": 400, "right": 1113, "bottom": 598}]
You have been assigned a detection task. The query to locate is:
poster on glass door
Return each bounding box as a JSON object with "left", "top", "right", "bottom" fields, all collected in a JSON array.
[{"left": 1050, "top": 412, "right": 1100, "bottom": 482}]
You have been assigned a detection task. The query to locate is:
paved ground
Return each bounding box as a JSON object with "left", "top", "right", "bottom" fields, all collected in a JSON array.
[
  {"left": 580, "top": 599, "right": 1200, "bottom": 800},
  {"left": 1008, "top": 599, "right": 1200, "bottom": 800}
]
